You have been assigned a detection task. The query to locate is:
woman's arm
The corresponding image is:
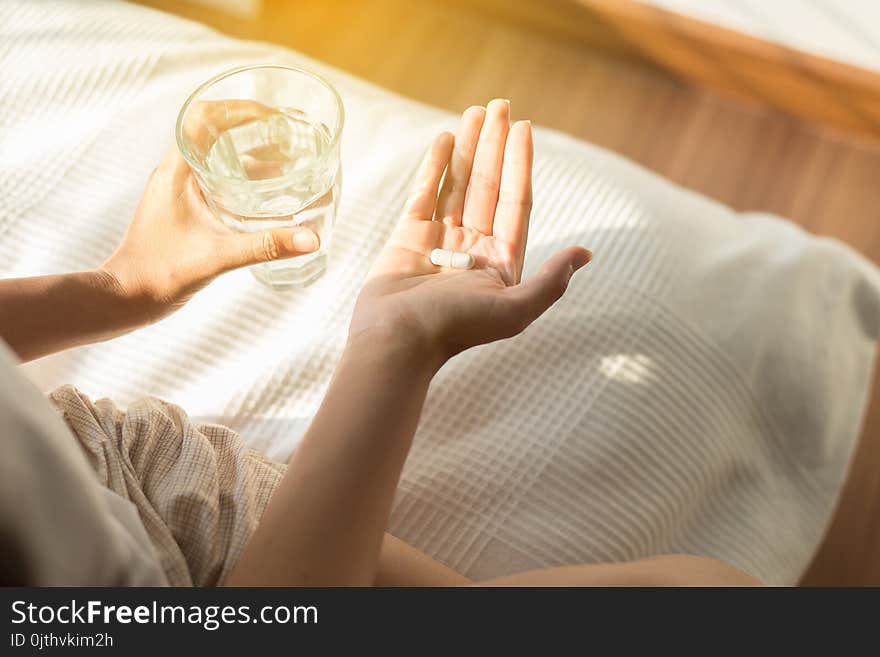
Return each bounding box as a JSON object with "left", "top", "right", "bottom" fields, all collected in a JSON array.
[
  {"left": 228, "top": 100, "right": 592, "bottom": 586},
  {"left": 0, "top": 270, "right": 150, "bottom": 362},
  {"left": 228, "top": 329, "right": 439, "bottom": 586}
]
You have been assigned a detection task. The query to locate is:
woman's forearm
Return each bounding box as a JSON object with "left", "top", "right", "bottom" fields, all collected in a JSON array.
[
  {"left": 227, "top": 330, "right": 443, "bottom": 586},
  {"left": 0, "top": 271, "right": 152, "bottom": 362}
]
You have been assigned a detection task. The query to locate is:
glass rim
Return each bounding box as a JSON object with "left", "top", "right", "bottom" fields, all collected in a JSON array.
[{"left": 175, "top": 63, "right": 345, "bottom": 184}]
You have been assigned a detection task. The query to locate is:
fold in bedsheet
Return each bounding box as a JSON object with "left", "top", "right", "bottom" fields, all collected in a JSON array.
[{"left": 4, "top": 0, "right": 879, "bottom": 585}]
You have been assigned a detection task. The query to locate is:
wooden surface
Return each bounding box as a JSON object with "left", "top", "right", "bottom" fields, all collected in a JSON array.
[
  {"left": 803, "top": 357, "right": 880, "bottom": 586},
  {"left": 470, "top": 0, "right": 880, "bottom": 138},
  {"left": 134, "top": 0, "right": 880, "bottom": 585}
]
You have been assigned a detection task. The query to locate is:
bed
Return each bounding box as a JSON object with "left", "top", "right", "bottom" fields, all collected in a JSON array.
[{"left": 2, "top": 0, "right": 879, "bottom": 585}]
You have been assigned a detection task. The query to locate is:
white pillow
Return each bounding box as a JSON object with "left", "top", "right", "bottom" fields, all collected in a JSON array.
[{"left": 5, "top": 0, "right": 879, "bottom": 585}]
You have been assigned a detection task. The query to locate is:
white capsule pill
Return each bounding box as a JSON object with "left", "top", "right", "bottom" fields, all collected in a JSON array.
[
  {"left": 450, "top": 251, "right": 475, "bottom": 269},
  {"left": 430, "top": 248, "right": 452, "bottom": 267},
  {"left": 430, "top": 248, "right": 474, "bottom": 269}
]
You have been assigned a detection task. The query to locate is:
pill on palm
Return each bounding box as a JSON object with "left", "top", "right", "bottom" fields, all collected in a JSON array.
[{"left": 430, "top": 248, "right": 474, "bottom": 269}]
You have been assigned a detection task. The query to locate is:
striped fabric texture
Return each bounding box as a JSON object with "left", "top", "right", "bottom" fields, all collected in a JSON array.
[{"left": 3, "top": 0, "right": 879, "bottom": 585}]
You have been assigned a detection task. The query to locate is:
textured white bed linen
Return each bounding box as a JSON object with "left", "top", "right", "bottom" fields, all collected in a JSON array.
[{"left": 3, "top": 0, "right": 879, "bottom": 585}]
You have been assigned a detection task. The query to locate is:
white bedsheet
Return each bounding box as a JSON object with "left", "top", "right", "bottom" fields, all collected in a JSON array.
[{"left": 2, "top": 0, "right": 879, "bottom": 585}]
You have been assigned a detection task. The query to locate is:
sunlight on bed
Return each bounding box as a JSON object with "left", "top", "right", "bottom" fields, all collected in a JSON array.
[{"left": 599, "top": 353, "right": 653, "bottom": 384}]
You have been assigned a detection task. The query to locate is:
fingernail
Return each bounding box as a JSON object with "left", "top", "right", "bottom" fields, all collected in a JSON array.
[
  {"left": 291, "top": 228, "right": 320, "bottom": 252},
  {"left": 572, "top": 249, "right": 593, "bottom": 272}
]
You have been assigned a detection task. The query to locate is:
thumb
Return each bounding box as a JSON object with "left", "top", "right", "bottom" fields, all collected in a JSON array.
[
  {"left": 219, "top": 226, "right": 320, "bottom": 272},
  {"left": 505, "top": 246, "right": 592, "bottom": 326}
]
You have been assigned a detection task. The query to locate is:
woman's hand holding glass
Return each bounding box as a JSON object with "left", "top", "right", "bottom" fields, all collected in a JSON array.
[{"left": 101, "top": 101, "right": 321, "bottom": 323}]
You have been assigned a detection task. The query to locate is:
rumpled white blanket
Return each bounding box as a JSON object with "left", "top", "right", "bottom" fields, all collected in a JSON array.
[{"left": 3, "top": 0, "right": 879, "bottom": 585}]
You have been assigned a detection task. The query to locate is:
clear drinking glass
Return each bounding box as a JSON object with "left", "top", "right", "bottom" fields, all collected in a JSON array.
[{"left": 176, "top": 64, "right": 344, "bottom": 288}]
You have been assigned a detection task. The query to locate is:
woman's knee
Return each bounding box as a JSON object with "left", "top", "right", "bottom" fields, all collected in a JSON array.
[{"left": 636, "top": 554, "right": 763, "bottom": 586}]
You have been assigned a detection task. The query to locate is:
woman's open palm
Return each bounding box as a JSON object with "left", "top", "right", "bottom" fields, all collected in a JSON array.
[{"left": 350, "top": 99, "right": 592, "bottom": 361}]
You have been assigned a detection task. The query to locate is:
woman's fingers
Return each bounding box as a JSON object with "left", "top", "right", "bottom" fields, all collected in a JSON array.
[
  {"left": 462, "top": 98, "right": 510, "bottom": 235},
  {"left": 218, "top": 226, "right": 321, "bottom": 272},
  {"left": 493, "top": 120, "right": 533, "bottom": 282},
  {"left": 504, "top": 246, "right": 592, "bottom": 326},
  {"left": 402, "top": 131, "right": 454, "bottom": 220},
  {"left": 434, "top": 106, "right": 486, "bottom": 226}
]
